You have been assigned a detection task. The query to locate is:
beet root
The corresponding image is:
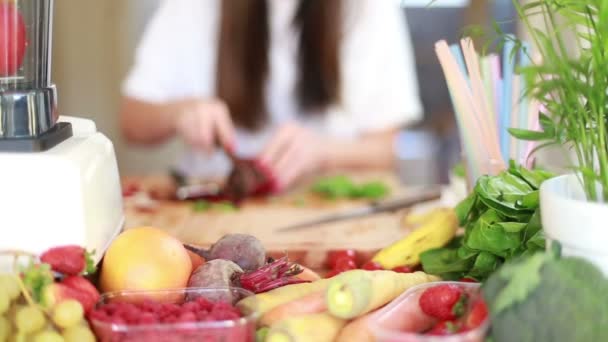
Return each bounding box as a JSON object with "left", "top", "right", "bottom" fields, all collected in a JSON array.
[
  {"left": 204, "top": 234, "right": 266, "bottom": 271},
  {"left": 187, "top": 259, "right": 243, "bottom": 303}
]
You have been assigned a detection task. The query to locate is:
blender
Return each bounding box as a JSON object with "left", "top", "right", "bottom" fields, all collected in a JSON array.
[{"left": 0, "top": 0, "right": 123, "bottom": 262}]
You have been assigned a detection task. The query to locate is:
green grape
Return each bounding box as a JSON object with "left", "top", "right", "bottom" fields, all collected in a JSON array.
[
  {"left": 51, "top": 300, "right": 83, "bottom": 329},
  {"left": 15, "top": 306, "right": 46, "bottom": 333},
  {"left": 0, "top": 316, "right": 11, "bottom": 342},
  {"left": 0, "top": 292, "right": 9, "bottom": 315},
  {"left": 62, "top": 325, "right": 95, "bottom": 342},
  {"left": 9, "top": 332, "right": 27, "bottom": 342},
  {"left": 32, "top": 331, "right": 64, "bottom": 342},
  {"left": 0, "top": 275, "right": 20, "bottom": 302}
]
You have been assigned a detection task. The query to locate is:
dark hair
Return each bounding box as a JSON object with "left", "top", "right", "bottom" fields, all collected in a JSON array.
[{"left": 216, "top": 0, "right": 343, "bottom": 130}]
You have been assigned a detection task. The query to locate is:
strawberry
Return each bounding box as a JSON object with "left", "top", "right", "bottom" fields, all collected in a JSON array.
[
  {"left": 419, "top": 284, "right": 467, "bottom": 320},
  {"left": 40, "top": 245, "right": 96, "bottom": 276},
  {"left": 460, "top": 299, "right": 489, "bottom": 332},
  {"left": 361, "top": 261, "right": 384, "bottom": 271},
  {"left": 392, "top": 266, "right": 414, "bottom": 273},
  {"left": 426, "top": 320, "right": 460, "bottom": 336},
  {"left": 42, "top": 276, "right": 100, "bottom": 313}
]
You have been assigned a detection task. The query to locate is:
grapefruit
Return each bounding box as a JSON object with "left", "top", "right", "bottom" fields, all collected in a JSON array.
[{"left": 100, "top": 227, "right": 192, "bottom": 296}]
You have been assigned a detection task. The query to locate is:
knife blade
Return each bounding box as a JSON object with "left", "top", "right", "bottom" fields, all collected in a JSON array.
[{"left": 275, "top": 187, "right": 442, "bottom": 233}]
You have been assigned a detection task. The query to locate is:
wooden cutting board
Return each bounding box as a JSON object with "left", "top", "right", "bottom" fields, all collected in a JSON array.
[{"left": 122, "top": 172, "right": 431, "bottom": 268}]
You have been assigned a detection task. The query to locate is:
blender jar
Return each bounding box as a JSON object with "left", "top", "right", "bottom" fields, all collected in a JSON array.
[{"left": 0, "top": 0, "right": 68, "bottom": 146}]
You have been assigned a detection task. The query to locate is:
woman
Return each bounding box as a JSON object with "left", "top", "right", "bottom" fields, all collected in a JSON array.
[{"left": 120, "top": 0, "right": 422, "bottom": 192}]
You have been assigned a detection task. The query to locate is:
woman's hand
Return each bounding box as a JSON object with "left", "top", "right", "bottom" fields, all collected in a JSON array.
[
  {"left": 259, "top": 123, "right": 329, "bottom": 192},
  {"left": 175, "top": 99, "right": 235, "bottom": 153}
]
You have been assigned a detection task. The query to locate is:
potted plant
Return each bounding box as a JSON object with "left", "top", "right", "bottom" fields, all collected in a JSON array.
[{"left": 508, "top": 1, "right": 608, "bottom": 274}]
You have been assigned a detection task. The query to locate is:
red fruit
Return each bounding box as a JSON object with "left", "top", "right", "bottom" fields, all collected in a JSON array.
[
  {"left": 461, "top": 299, "right": 489, "bottom": 332},
  {"left": 177, "top": 312, "right": 197, "bottom": 323},
  {"left": 392, "top": 266, "right": 414, "bottom": 273},
  {"left": 334, "top": 256, "right": 357, "bottom": 272},
  {"left": 58, "top": 276, "right": 101, "bottom": 312},
  {"left": 40, "top": 245, "right": 95, "bottom": 276},
  {"left": 361, "top": 261, "right": 384, "bottom": 271},
  {"left": 325, "top": 270, "right": 341, "bottom": 278},
  {"left": 0, "top": 3, "right": 27, "bottom": 76},
  {"left": 419, "top": 284, "right": 467, "bottom": 320},
  {"left": 327, "top": 250, "right": 356, "bottom": 269},
  {"left": 427, "top": 320, "right": 460, "bottom": 336},
  {"left": 460, "top": 278, "right": 478, "bottom": 283},
  {"left": 138, "top": 312, "right": 158, "bottom": 325}
]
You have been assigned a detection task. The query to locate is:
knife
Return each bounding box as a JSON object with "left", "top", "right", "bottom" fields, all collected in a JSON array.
[{"left": 275, "top": 187, "right": 442, "bottom": 233}]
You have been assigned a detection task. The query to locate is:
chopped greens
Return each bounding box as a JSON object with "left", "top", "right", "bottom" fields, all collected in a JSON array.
[{"left": 312, "top": 175, "right": 389, "bottom": 200}]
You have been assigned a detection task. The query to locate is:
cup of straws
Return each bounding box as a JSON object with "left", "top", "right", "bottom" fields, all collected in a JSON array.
[{"left": 436, "top": 36, "right": 541, "bottom": 190}]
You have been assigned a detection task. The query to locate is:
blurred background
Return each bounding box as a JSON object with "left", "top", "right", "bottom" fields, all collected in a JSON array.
[{"left": 52, "top": 0, "right": 526, "bottom": 183}]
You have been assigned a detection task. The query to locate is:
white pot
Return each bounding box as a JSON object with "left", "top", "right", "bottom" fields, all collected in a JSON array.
[{"left": 540, "top": 174, "right": 608, "bottom": 275}]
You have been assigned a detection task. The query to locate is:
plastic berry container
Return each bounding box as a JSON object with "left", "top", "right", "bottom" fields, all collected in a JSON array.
[
  {"left": 89, "top": 287, "right": 259, "bottom": 342},
  {"left": 369, "top": 281, "right": 490, "bottom": 342}
]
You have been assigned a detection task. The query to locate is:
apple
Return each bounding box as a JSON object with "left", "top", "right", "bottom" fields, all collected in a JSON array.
[{"left": 0, "top": 3, "right": 26, "bottom": 76}]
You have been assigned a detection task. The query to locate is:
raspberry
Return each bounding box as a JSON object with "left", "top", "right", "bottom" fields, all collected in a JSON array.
[
  {"left": 177, "top": 312, "right": 197, "bottom": 323},
  {"left": 181, "top": 301, "right": 200, "bottom": 313},
  {"left": 138, "top": 312, "right": 158, "bottom": 325},
  {"left": 196, "top": 297, "right": 213, "bottom": 311}
]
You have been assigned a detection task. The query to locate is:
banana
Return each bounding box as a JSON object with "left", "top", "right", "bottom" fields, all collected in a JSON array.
[{"left": 372, "top": 208, "right": 458, "bottom": 269}]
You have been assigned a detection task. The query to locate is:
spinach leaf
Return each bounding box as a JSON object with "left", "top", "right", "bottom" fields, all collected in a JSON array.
[
  {"left": 457, "top": 244, "right": 479, "bottom": 260},
  {"left": 455, "top": 192, "right": 476, "bottom": 225},
  {"left": 420, "top": 248, "right": 474, "bottom": 276},
  {"left": 522, "top": 209, "right": 542, "bottom": 242},
  {"left": 469, "top": 252, "right": 501, "bottom": 279},
  {"left": 466, "top": 211, "right": 522, "bottom": 255},
  {"left": 526, "top": 230, "right": 546, "bottom": 252},
  {"left": 495, "top": 222, "right": 528, "bottom": 233},
  {"left": 517, "top": 191, "right": 539, "bottom": 209},
  {"left": 312, "top": 176, "right": 389, "bottom": 200}
]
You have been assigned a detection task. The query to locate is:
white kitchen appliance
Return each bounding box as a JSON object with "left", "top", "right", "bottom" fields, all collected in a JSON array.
[{"left": 0, "top": 0, "right": 123, "bottom": 262}]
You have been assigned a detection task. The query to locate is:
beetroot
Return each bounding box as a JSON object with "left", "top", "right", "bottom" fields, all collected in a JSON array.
[
  {"left": 187, "top": 260, "right": 243, "bottom": 302},
  {"left": 186, "top": 234, "right": 266, "bottom": 271}
]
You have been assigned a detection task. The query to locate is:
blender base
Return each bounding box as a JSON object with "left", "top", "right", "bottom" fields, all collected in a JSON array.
[
  {"left": 0, "top": 116, "right": 124, "bottom": 262},
  {"left": 0, "top": 122, "right": 72, "bottom": 152}
]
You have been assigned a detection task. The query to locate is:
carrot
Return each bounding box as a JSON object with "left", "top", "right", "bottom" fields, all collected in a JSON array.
[
  {"left": 326, "top": 270, "right": 439, "bottom": 319},
  {"left": 266, "top": 313, "right": 345, "bottom": 342},
  {"left": 335, "top": 310, "right": 379, "bottom": 342},
  {"left": 237, "top": 278, "right": 332, "bottom": 316},
  {"left": 260, "top": 291, "right": 326, "bottom": 327},
  {"left": 294, "top": 265, "right": 321, "bottom": 282}
]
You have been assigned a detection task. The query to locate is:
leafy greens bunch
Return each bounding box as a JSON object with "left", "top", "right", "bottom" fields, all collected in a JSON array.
[
  {"left": 502, "top": 1, "right": 608, "bottom": 201},
  {"left": 420, "top": 163, "right": 554, "bottom": 281}
]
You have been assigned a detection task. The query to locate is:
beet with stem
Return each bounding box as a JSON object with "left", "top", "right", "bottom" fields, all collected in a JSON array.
[{"left": 185, "top": 234, "right": 266, "bottom": 271}]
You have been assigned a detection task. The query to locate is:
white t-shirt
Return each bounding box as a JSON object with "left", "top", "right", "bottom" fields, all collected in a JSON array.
[{"left": 123, "top": 0, "right": 423, "bottom": 178}]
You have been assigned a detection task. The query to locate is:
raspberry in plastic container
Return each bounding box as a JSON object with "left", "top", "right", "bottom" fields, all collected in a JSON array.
[
  {"left": 369, "top": 281, "right": 490, "bottom": 342},
  {"left": 89, "top": 287, "right": 258, "bottom": 342}
]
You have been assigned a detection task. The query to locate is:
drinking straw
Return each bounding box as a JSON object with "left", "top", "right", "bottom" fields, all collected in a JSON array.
[
  {"left": 481, "top": 56, "right": 495, "bottom": 123},
  {"left": 436, "top": 41, "right": 491, "bottom": 178},
  {"left": 460, "top": 38, "right": 502, "bottom": 160},
  {"left": 500, "top": 37, "right": 517, "bottom": 161},
  {"left": 510, "top": 75, "right": 521, "bottom": 161},
  {"left": 490, "top": 54, "right": 502, "bottom": 122},
  {"left": 450, "top": 44, "right": 469, "bottom": 85}
]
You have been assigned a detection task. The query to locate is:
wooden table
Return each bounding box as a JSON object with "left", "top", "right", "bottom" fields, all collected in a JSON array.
[{"left": 122, "top": 172, "right": 439, "bottom": 269}]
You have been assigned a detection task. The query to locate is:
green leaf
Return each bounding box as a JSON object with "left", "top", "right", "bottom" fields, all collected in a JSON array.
[
  {"left": 353, "top": 182, "right": 389, "bottom": 199},
  {"left": 517, "top": 191, "right": 539, "bottom": 209},
  {"left": 475, "top": 174, "right": 534, "bottom": 219},
  {"left": 526, "top": 230, "right": 546, "bottom": 251},
  {"left": 495, "top": 222, "right": 528, "bottom": 233},
  {"left": 492, "top": 253, "right": 548, "bottom": 314},
  {"left": 84, "top": 249, "right": 97, "bottom": 274},
  {"left": 21, "top": 261, "right": 54, "bottom": 303},
  {"left": 522, "top": 208, "right": 542, "bottom": 242},
  {"left": 508, "top": 128, "right": 551, "bottom": 141},
  {"left": 466, "top": 211, "right": 522, "bottom": 255},
  {"left": 192, "top": 200, "right": 212, "bottom": 212},
  {"left": 457, "top": 244, "right": 480, "bottom": 260},
  {"left": 454, "top": 192, "right": 476, "bottom": 226},
  {"left": 420, "top": 248, "right": 474, "bottom": 277},
  {"left": 469, "top": 252, "right": 501, "bottom": 278}
]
